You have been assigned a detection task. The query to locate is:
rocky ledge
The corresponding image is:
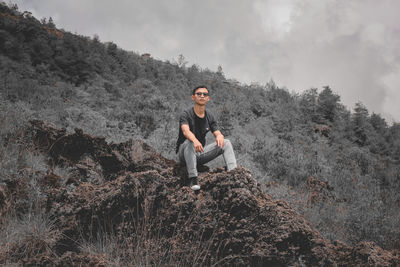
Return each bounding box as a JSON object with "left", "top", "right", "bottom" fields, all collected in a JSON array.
[{"left": 1, "top": 120, "right": 398, "bottom": 266}]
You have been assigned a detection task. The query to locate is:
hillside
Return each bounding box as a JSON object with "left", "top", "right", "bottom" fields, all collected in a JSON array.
[
  {"left": 1, "top": 120, "right": 399, "bottom": 266},
  {"left": 1, "top": 1, "right": 400, "bottom": 258}
]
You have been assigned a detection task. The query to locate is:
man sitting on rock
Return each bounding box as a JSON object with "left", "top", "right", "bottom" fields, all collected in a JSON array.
[{"left": 176, "top": 85, "right": 237, "bottom": 191}]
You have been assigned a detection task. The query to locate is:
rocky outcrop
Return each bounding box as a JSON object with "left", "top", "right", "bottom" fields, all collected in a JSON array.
[
  {"left": 306, "top": 176, "right": 345, "bottom": 206},
  {"left": 1, "top": 120, "right": 399, "bottom": 266}
]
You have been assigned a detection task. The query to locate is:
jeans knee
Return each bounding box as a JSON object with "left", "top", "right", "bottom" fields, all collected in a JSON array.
[
  {"left": 224, "top": 139, "right": 232, "bottom": 148},
  {"left": 183, "top": 140, "right": 195, "bottom": 152}
]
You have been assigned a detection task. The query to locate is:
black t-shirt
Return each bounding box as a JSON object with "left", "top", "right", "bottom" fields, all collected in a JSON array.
[
  {"left": 176, "top": 107, "right": 219, "bottom": 153},
  {"left": 194, "top": 113, "right": 207, "bottom": 146}
]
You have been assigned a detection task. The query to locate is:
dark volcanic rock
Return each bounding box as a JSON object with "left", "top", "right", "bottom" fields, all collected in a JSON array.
[{"left": 8, "top": 121, "right": 399, "bottom": 266}]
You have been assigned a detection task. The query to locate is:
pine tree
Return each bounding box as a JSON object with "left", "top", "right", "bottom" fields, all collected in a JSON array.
[
  {"left": 352, "top": 102, "right": 373, "bottom": 146},
  {"left": 316, "top": 86, "right": 340, "bottom": 123}
]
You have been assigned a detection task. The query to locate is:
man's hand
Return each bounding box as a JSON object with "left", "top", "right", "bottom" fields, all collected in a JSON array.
[
  {"left": 182, "top": 124, "right": 204, "bottom": 152},
  {"left": 215, "top": 133, "right": 225, "bottom": 148},
  {"left": 193, "top": 139, "right": 204, "bottom": 152}
]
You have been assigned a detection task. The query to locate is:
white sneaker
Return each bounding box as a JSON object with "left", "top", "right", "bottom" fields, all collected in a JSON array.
[{"left": 190, "top": 177, "right": 200, "bottom": 191}]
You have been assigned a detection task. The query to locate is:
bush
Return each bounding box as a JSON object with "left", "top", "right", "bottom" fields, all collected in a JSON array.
[{"left": 0, "top": 210, "right": 60, "bottom": 263}]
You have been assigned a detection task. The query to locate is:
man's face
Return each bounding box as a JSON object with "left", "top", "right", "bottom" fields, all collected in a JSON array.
[{"left": 192, "top": 88, "right": 210, "bottom": 106}]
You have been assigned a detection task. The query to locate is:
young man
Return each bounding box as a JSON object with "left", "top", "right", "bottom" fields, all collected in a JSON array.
[{"left": 176, "top": 85, "right": 237, "bottom": 191}]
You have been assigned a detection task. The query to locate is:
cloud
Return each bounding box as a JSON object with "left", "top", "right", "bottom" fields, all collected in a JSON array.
[
  {"left": 268, "top": 0, "right": 400, "bottom": 122},
  {"left": 12, "top": 0, "right": 400, "bottom": 122}
]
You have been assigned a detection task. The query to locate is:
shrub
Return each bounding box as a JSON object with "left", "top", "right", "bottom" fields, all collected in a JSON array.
[{"left": 0, "top": 210, "right": 60, "bottom": 263}]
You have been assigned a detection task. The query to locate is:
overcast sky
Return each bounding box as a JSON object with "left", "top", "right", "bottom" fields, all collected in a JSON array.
[{"left": 12, "top": 0, "right": 400, "bottom": 122}]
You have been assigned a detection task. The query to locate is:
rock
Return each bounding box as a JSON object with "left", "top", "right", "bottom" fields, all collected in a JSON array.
[{"left": 4, "top": 120, "right": 398, "bottom": 266}]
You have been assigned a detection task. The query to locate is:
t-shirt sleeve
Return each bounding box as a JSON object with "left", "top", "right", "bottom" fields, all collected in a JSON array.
[
  {"left": 179, "top": 110, "right": 190, "bottom": 127},
  {"left": 209, "top": 113, "right": 219, "bottom": 133}
]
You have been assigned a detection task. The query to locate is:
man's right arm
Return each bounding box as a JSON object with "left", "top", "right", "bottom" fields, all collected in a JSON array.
[{"left": 181, "top": 124, "right": 204, "bottom": 152}]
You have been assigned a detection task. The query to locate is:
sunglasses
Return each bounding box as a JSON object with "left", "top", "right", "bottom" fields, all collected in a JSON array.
[{"left": 195, "top": 92, "right": 209, "bottom": 97}]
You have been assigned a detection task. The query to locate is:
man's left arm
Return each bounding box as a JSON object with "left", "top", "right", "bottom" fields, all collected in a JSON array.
[
  {"left": 209, "top": 112, "right": 224, "bottom": 148},
  {"left": 213, "top": 130, "right": 224, "bottom": 148}
]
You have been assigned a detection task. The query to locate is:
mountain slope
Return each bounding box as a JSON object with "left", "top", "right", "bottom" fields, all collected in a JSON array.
[
  {"left": 1, "top": 2, "right": 400, "bottom": 253},
  {"left": 1, "top": 120, "right": 398, "bottom": 266}
]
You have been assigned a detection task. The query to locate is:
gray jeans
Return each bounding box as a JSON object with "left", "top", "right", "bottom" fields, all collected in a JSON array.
[{"left": 178, "top": 139, "right": 237, "bottom": 178}]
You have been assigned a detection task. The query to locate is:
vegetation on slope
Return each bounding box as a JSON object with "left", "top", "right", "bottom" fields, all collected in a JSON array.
[
  {"left": 2, "top": 120, "right": 399, "bottom": 266},
  {"left": 1, "top": 2, "right": 400, "bottom": 254}
]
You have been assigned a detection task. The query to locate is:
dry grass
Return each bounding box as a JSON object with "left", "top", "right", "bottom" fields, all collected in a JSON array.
[
  {"left": 78, "top": 230, "right": 122, "bottom": 267},
  {"left": 76, "top": 199, "right": 224, "bottom": 267},
  {"left": 0, "top": 210, "right": 60, "bottom": 264},
  {"left": 0, "top": 101, "right": 59, "bottom": 264}
]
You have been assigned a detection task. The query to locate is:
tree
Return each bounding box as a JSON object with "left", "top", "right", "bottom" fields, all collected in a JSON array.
[
  {"left": 9, "top": 3, "right": 18, "bottom": 11},
  {"left": 106, "top": 42, "right": 118, "bottom": 57},
  {"left": 299, "top": 88, "right": 318, "bottom": 123},
  {"left": 387, "top": 123, "right": 400, "bottom": 161},
  {"left": 370, "top": 113, "right": 387, "bottom": 133},
  {"left": 316, "top": 86, "right": 340, "bottom": 123},
  {"left": 217, "top": 65, "right": 224, "bottom": 78},
  {"left": 367, "top": 113, "right": 388, "bottom": 154},
  {"left": 352, "top": 102, "right": 373, "bottom": 146},
  {"left": 92, "top": 34, "right": 100, "bottom": 43},
  {"left": 177, "top": 54, "right": 187, "bottom": 68},
  {"left": 219, "top": 105, "right": 233, "bottom": 136},
  {"left": 187, "top": 64, "right": 201, "bottom": 87},
  {"left": 265, "top": 79, "right": 277, "bottom": 90},
  {"left": 47, "top": 17, "right": 55, "bottom": 28}
]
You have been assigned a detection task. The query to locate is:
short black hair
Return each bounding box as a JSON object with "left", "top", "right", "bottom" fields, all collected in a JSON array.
[{"left": 192, "top": 85, "right": 209, "bottom": 95}]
